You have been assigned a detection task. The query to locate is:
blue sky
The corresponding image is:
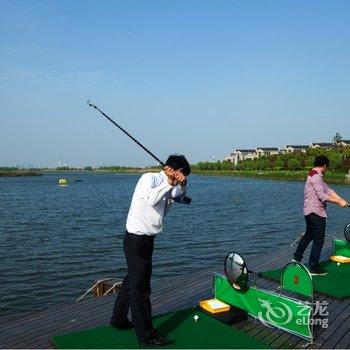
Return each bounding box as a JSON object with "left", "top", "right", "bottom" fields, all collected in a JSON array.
[{"left": 0, "top": 0, "right": 349, "bottom": 167}]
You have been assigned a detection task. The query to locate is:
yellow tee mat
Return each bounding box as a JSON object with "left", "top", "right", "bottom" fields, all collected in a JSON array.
[
  {"left": 330, "top": 255, "right": 350, "bottom": 264},
  {"left": 199, "top": 298, "right": 230, "bottom": 314}
]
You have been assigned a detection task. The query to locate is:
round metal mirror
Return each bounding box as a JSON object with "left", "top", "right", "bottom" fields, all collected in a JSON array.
[
  {"left": 344, "top": 223, "right": 350, "bottom": 244},
  {"left": 224, "top": 252, "right": 249, "bottom": 291}
]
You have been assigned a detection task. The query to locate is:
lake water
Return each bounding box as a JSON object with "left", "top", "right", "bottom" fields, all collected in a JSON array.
[{"left": 1, "top": 172, "right": 349, "bottom": 319}]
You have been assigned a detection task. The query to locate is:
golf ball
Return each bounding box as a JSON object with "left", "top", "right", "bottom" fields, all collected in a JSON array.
[
  {"left": 194, "top": 315, "right": 199, "bottom": 322},
  {"left": 337, "top": 262, "right": 340, "bottom": 266}
]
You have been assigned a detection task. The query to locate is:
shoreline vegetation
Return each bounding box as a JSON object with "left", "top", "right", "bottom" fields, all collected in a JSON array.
[
  {"left": 0, "top": 168, "right": 42, "bottom": 177},
  {"left": 194, "top": 146, "right": 350, "bottom": 184},
  {"left": 194, "top": 169, "right": 350, "bottom": 184},
  {"left": 1, "top": 167, "right": 349, "bottom": 184},
  {"left": 2, "top": 147, "right": 350, "bottom": 184}
]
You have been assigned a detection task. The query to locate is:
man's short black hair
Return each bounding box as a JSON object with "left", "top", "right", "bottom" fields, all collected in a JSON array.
[
  {"left": 165, "top": 155, "right": 191, "bottom": 176},
  {"left": 314, "top": 155, "right": 330, "bottom": 167}
]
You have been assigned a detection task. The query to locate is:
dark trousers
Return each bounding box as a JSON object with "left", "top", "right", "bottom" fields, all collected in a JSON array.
[
  {"left": 111, "top": 231, "right": 156, "bottom": 343},
  {"left": 294, "top": 213, "right": 326, "bottom": 268}
]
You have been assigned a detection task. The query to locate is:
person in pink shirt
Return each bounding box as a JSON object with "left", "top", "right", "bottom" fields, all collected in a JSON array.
[{"left": 293, "top": 155, "right": 349, "bottom": 275}]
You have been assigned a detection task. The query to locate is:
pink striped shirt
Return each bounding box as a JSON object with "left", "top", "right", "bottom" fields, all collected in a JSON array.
[{"left": 303, "top": 169, "right": 334, "bottom": 218}]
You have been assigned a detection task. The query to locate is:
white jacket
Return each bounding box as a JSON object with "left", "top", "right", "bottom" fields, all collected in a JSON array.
[{"left": 126, "top": 171, "right": 187, "bottom": 235}]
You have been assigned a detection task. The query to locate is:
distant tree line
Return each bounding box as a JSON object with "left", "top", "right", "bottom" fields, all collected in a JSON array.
[
  {"left": 97, "top": 165, "right": 143, "bottom": 171},
  {"left": 0, "top": 167, "right": 19, "bottom": 172},
  {"left": 0, "top": 167, "right": 41, "bottom": 172},
  {"left": 195, "top": 147, "right": 350, "bottom": 172}
]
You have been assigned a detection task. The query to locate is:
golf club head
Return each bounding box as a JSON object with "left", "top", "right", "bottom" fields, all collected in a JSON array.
[
  {"left": 87, "top": 100, "right": 96, "bottom": 108},
  {"left": 224, "top": 252, "right": 249, "bottom": 291},
  {"left": 344, "top": 223, "right": 350, "bottom": 244}
]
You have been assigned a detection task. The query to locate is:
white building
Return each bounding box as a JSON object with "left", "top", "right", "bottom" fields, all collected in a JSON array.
[
  {"left": 225, "top": 138, "right": 349, "bottom": 165},
  {"left": 224, "top": 149, "right": 256, "bottom": 165},
  {"left": 338, "top": 140, "right": 350, "bottom": 147},
  {"left": 310, "top": 142, "right": 333, "bottom": 150},
  {"left": 256, "top": 147, "right": 279, "bottom": 157},
  {"left": 283, "top": 145, "right": 309, "bottom": 153},
  {"left": 225, "top": 148, "right": 265, "bottom": 165},
  {"left": 224, "top": 153, "right": 236, "bottom": 164}
]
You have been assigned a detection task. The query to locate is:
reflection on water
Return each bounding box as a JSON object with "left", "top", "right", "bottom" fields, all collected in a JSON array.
[{"left": 0, "top": 172, "right": 349, "bottom": 318}]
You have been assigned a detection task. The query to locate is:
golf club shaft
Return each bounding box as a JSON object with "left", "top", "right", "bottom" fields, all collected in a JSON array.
[
  {"left": 87, "top": 100, "right": 191, "bottom": 204},
  {"left": 290, "top": 232, "right": 305, "bottom": 247},
  {"left": 87, "top": 100, "right": 165, "bottom": 166}
]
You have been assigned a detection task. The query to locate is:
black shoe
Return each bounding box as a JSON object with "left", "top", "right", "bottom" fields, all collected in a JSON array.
[
  {"left": 141, "top": 336, "right": 175, "bottom": 347},
  {"left": 310, "top": 267, "right": 327, "bottom": 276},
  {"left": 110, "top": 320, "right": 134, "bottom": 329}
]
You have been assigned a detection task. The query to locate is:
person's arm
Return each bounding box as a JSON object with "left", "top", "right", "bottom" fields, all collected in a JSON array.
[
  {"left": 323, "top": 181, "right": 349, "bottom": 206},
  {"left": 166, "top": 167, "right": 189, "bottom": 202},
  {"left": 140, "top": 174, "right": 173, "bottom": 207},
  {"left": 323, "top": 182, "right": 340, "bottom": 204},
  {"left": 328, "top": 191, "right": 349, "bottom": 207},
  {"left": 171, "top": 184, "right": 189, "bottom": 204},
  {"left": 171, "top": 184, "right": 186, "bottom": 199},
  {"left": 326, "top": 195, "right": 346, "bottom": 206},
  {"left": 323, "top": 182, "right": 335, "bottom": 196},
  {"left": 312, "top": 176, "right": 348, "bottom": 207},
  {"left": 328, "top": 188, "right": 342, "bottom": 201}
]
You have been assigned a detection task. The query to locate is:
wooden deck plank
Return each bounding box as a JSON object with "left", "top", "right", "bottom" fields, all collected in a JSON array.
[
  {"left": 318, "top": 300, "right": 350, "bottom": 349},
  {"left": 328, "top": 314, "right": 350, "bottom": 349},
  {"left": 334, "top": 327, "right": 350, "bottom": 349},
  {"left": 253, "top": 326, "right": 283, "bottom": 347}
]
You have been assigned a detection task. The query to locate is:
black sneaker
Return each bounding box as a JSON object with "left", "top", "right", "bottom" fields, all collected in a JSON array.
[{"left": 310, "top": 267, "right": 327, "bottom": 276}]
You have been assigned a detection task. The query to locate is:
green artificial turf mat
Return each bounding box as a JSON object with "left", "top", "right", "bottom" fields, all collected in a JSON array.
[
  {"left": 262, "top": 260, "right": 350, "bottom": 299},
  {"left": 52, "top": 308, "right": 270, "bottom": 349}
]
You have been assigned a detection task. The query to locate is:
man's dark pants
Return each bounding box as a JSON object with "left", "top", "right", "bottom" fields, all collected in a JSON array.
[
  {"left": 111, "top": 231, "right": 156, "bottom": 343},
  {"left": 294, "top": 213, "right": 326, "bottom": 268}
]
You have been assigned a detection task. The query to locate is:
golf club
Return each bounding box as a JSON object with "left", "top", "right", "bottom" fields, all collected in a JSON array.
[
  {"left": 87, "top": 100, "right": 191, "bottom": 204},
  {"left": 290, "top": 232, "right": 305, "bottom": 247}
]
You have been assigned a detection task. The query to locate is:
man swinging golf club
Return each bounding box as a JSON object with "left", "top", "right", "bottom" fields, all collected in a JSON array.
[
  {"left": 110, "top": 155, "right": 190, "bottom": 347},
  {"left": 293, "top": 155, "right": 349, "bottom": 275}
]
